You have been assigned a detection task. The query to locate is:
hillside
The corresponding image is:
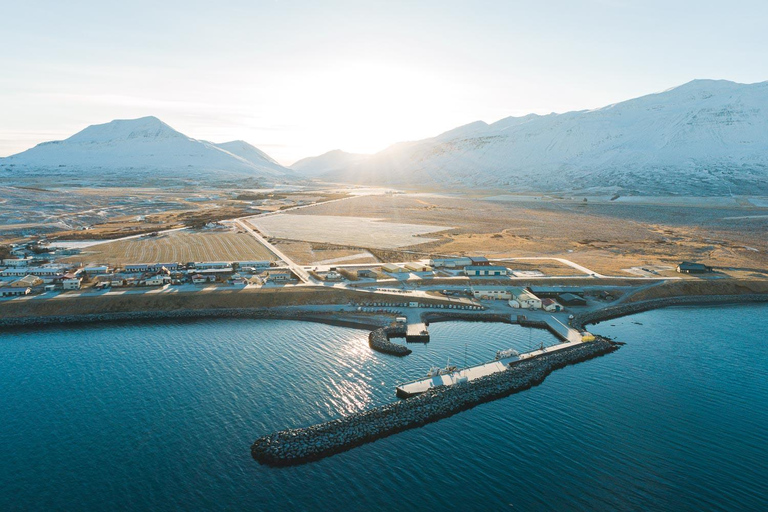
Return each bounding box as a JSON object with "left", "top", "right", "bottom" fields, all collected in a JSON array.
[
  {"left": 0, "top": 116, "right": 293, "bottom": 184},
  {"left": 290, "top": 149, "right": 371, "bottom": 176},
  {"left": 324, "top": 80, "right": 768, "bottom": 195}
]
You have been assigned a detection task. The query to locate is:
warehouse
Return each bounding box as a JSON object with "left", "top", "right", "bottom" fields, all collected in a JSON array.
[
  {"left": 471, "top": 286, "right": 511, "bottom": 300},
  {"left": 528, "top": 286, "right": 585, "bottom": 298},
  {"left": 404, "top": 262, "right": 433, "bottom": 272},
  {"left": 558, "top": 293, "right": 587, "bottom": 306},
  {"left": 464, "top": 265, "right": 508, "bottom": 277},
  {"left": 508, "top": 287, "right": 542, "bottom": 309},
  {"left": 429, "top": 257, "right": 472, "bottom": 268},
  {"left": 676, "top": 262, "right": 713, "bottom": 274},
  {"left": 381, "top": 263, "right": 408, "bottom": 274}
]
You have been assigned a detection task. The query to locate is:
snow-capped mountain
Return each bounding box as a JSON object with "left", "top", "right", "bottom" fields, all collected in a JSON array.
[
  {"left": 290, "top": 149, "right": 371, "bottom": 176},
  {"left": 0, "top": 116, "right": 292, "bottom": 183},
  {"left": 324, "top": 80, "right": 768, "bottom": 195}
]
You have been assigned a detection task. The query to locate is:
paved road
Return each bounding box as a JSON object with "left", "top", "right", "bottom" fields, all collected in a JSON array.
[{"left": 233, "top": 219, "right": 313, "bottom": 284}]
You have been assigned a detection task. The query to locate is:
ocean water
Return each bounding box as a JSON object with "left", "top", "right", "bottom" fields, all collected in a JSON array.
[{"left": 1, "top": 305, "right": 767, "bottom": 511}]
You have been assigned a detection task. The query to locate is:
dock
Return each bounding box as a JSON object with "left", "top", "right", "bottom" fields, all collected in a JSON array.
[
  {"left": 396, "top": 333, "right": 588, "bottom": 398},
  {"left": 405, "top": 322, "right": 430, "bottom": 342}
]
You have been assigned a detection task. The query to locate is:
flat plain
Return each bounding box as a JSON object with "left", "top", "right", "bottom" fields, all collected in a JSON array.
[{"left": 63, "top": 229, "right": 275, "bottom": 265}]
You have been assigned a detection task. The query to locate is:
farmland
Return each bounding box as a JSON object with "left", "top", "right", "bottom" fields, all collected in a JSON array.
[{"left": 63, "top": 229, "right": 275, "bottom": 265}]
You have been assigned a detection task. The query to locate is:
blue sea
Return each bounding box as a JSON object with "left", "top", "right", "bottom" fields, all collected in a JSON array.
[{"left": 1, "top": 305, "right": 767, "bottom": 511}]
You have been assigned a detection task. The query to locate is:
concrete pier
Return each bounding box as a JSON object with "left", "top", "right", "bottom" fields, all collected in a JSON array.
[
  {"left": 251, "top": 338, "right": 620, "bottom": 467},
  {"left": 405, "top": 322, "right": 430, "bottom": 342}
]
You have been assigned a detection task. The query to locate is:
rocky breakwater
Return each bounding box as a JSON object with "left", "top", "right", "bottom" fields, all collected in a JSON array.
[
  {"left": 251, "top": 338, "right": 620, "bottom": 467},
  {"left": 368, "top": 324, "right": 412, "bottom": 356}
]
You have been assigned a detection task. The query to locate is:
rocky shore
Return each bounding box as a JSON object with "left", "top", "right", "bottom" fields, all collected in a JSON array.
[
  {"left": 251, "top": 338, "right": 620, "bottom": 467},
  {"left": 572, "top": 293, "right": 768, "bottom": 329},
  {"left": 368, "top": 325, "right": 412, "bottom": 356}
]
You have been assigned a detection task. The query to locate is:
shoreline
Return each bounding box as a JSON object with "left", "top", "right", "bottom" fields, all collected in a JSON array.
[{"left": 1, "top": 291, "right": 766, "bottom": 331}]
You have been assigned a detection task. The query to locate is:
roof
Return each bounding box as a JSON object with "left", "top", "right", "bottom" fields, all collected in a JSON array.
[
  {"left": 559, "top": 293, "right": 586, "bottom": 302},
  {"left": 678, "top": 261, "right": 710, "bottom": 270},
  {"left": 465, "top": 265, "right": 508, "bottom": 271},
  {"left": 469, "top": 256, "right": 489, "bottom": 263},
  {"left": 529, "top": 286, "right": 585, "bottom": 296}
]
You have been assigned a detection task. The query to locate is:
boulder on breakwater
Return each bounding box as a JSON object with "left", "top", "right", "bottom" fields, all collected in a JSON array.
[
  {"left": 251, "top": 338, "right": 620, "bottom": 467},
  {"left": 368, "top": 324, "right": 411, "bottom": 356}
]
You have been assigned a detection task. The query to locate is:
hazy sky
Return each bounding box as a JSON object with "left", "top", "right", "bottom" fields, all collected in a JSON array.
[{"left": 2, "top": 0, "right": 767, "bottom": 164}]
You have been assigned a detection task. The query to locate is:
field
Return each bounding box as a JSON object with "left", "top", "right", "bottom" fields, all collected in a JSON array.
[
  {"left": 273, "top": 241, "right": 380, "bottom": 265},
  {"left": 247, "top": 214, "right": 452, "bottom": 249},
  {"left": 63, "top": 229, "right": 275, "bottom": 265},
  {"left": 283, "top": 193, "right": 768, "bottom": 276}
]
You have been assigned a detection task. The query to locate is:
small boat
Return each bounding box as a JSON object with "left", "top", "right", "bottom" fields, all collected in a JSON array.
[{"left": 427, "top": 358, "right": 458, "bottom": 377}]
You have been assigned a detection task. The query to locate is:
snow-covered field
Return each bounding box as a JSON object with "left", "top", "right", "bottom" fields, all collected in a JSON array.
[{"left": 247, "top": 214, "right": 452, "bottom": 249}]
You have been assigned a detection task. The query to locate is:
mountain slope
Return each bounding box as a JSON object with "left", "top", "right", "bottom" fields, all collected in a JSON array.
[
  {"left": 290, "top": 149, "right": 371, "bottom": 176},
  {"left": 0, "top": 116, "right": 292, "bottom": 182},
  {"left": 326, "top": 80, "right": 768, "bottom": 195}
]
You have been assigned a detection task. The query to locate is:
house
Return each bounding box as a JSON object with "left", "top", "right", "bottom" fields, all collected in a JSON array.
[
  {"left": 508, "top": 287, "right": 542, "bottom": 309},
  {"left": 469, "top": 256, "right": 491, "bottom": 266},
  {"left": 230, "top": 273, "right": 248, "bottom": 286},
  {"left": 472, "top": 287, "right": 512, "bottom": 300},
  {"left": 1, "top": 258, "right": 31, "bottom": 267},
  {"left": 236, "top": 261, "right": 271, "bottom": 270},
  {"left": 404, "top": 262, "right": 433, "bottom": 272},
  {"left": 194, "top": 261, "right": 232, "bottom": 270},
  {"left": 357, "top": 269, "right": 376, "bottom": 278},
  {"left": 464, "top": 265, "right": 508, "bottom": 277},
  {"left": 11, "top": 275, "right": 43, "bottom": 288},
  {"left": 677, "top": 262, "right": 713, "bottom": 274},
  {"left": 429, "top": 257, "right": 472, "bottom": 269},
  {"left": 558, "top": 293, "right": 587, "bottom": 306},
  {"left": 191, "top": 274, "right": 213, "bottom": 284},
  {"left": 324, "top": 271, "right": 343, "bottom": 281},
  {"left": 123, "top": 263, "right": 178, "bottom": 273},
  {"left": 62, "top": 276, "right": 82, "bottom": 290},
  {"left": 381, "top": 263, "right": 407, "bottom": 273},
  {"left": 143, "top": 275, "right": 170, "bottom": 286},
  {"left": 265, "top": 271, "right": 292, "bottom": 282},
  {"left": 541, "top": 298, "right": 563, "bottom": 312},
  {"left": 0, "top": 287, "right": 30, "bottom": 297},
  {"left": 2, "top": 266, "right": 65, "bottom": 277},
  {"left": 84, "top": 265, "right": 110, "bottom": 275}
]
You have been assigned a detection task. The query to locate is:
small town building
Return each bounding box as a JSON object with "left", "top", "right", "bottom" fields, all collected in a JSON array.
[
  {"left": 2, "top": 266, "right": 65, "bottom": 277},
  {"left": 84, "top": 265, "right": 110, "bottom": 275},
  {"left": 381, "top": 263, "right": 407, "bottom": 273},
  {"left": 472, "top": 287, "right": 512, "bottom": 300},
  {"left": 143, "top": 275, "right": 170, "bottom": 286},
  {"left": 1, "top": 258, "right": 31, "bottom": 267},
  {"left": 62, "top": 276, "right": 82, "bottom": 290},
  {"left": 464, "top": 265, "right": 508, "bottom": 277},
  {"left": 429, "top": 257, "right": 472, "bottom": 269},
  {"left": 194, "top": 261, "right": 233, "bottom": 270},
  {"left": 541, "top": 298, "right": 563, "bottom": 312},
  {"left": 509, "top": 287, "right": 542, "bottom": 309},
  {"left": 236, "top": 261, "right": 271, "bottom": 269},
  {"left": 469, "top": 256, "right": 491, "bottom": 266},
  {"left": 11, "top": 275, "right": 43, "bottom": 288},
  {"left": 230, "top": 273, "right": 248, "bottom": 286},
  {"left": 528, "top": 286, "right": 586, "bottom": 298},
  {"left": 676, "top": 262, "right": 713, "bottom": 274},
  {"left": 191, "top": 274, "right": 214, "bottom": 284},
  {"left": 265, "top": 271, "right": 292, "bottom": 282},
  {"left": 0, "top": 287, "right": 31, "bottom": 297},
  {"left": 404, "top": 262, "right": 433, "bottom": 272},
  {"left": 357, "top": 269, "right": 376, "bottom": 278},
  {"left": 324, "top": 271, "right": 343, "bottom": 281},
  {"left": 558, "top": 293, "right": 587, "bottom": 306}
]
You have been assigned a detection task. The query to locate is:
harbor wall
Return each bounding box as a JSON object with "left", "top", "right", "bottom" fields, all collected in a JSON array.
[
  {"left": 251, "top": 338, "right": 619, "bottom": 467},
  {"left": 368, "top": 325, "right": 412, "bottom": 356}
]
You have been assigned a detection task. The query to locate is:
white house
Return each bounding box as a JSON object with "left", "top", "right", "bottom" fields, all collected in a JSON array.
[
  {"left": 143, "top": 275, "right": 170, "bottom": 286},
  {"left": 509, "top": 287, "right": 542, "bottom": 309},
  {"left": 63, "top": 277, "right": 82, "bottom": 290}
]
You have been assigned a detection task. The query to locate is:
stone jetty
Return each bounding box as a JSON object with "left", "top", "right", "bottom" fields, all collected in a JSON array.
[
  {"left": 368, "top": 325, "right": 412, "bottom": 356},
  {"left": 251, "top": 338, "right": 620, "bottom": 467}
]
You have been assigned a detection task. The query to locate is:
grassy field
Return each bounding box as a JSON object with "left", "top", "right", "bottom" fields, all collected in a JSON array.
[
  {"left": 64, "top": 229, "right": 275, "bottom": 265},
  {"left": 273, "top": 240, "right": 380, "bottom": 265},
  {"left": 287, "top": 194, "right": 768, "bottom": 276}
]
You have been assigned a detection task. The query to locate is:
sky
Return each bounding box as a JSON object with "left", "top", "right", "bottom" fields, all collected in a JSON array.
[{"left": 1, "top": 0, "right": 767, "bottom": 165}]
